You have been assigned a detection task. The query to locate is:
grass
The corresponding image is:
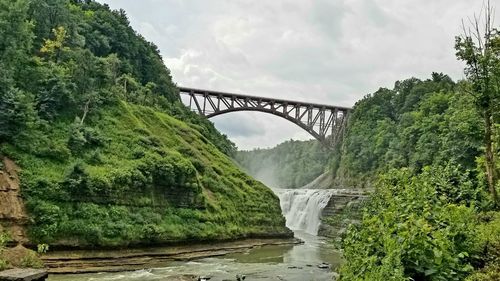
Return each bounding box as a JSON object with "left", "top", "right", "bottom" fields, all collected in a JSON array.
[{"left": 3, "top": 101, "right": 289, "bottom": 247}]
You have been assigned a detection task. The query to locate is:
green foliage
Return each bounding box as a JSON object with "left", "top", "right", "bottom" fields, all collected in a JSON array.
[
  {"left": 37, "top": 244, "right": 49, "bottom": 254},
  {"left": 337, "top": 74, "right": 500, "bottom": 280},
  {"left": 0, "top": 232, "right": 10, "bottom": 270},
  {"left": 0, "top": 0, "right": 277, "bottom": 248},
  {"left": 0, "top": 259, "right": 7, "bottom": 271},
  {"left": 464, "top": 212, "right": 500, "bottom": 280},
  {"left": 20, "top": 252, "right": 44, "bottom": 269},
  {"left": 466, "top": 265, "right": 500, "bottom": 281},
  {"left": 335, "top": 74, "right": 483, "bottom": 186},
  {"left": 235, "top": 139, "right": 330, "bottom": 188},
  {"left": 0, "top": 0, "right": 234, "bottom": 156},
  {"left": 0, "top": 233, "right": 9, "bottom": 248},
  {"left": 454, "top": 5, "right": 500, "bottom": 205},
  {"left": 0, "top": 0, "right": 37, "bottom": 144},
  {"left": 339, "top": 167, "right": 483, "bottom": 281},
  {"left": 11, "top": 102, "right": 288, "bottom": 247}
]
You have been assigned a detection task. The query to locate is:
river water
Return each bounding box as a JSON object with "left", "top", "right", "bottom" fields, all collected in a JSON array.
[{"left": 48, "top": 189, "right": 341, "bottom": 281}]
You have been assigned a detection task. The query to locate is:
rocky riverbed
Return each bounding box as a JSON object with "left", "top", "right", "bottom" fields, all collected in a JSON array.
[
  {"left": 42, "top": 238, "right": 302, "bottom": 274},
  {"left": 47, "top": 231, "right": 341, "bottom": 281}
]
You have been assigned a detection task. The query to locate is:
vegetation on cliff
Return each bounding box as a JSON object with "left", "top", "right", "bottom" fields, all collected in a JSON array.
[
  {"left": 331, "top": 73, "right": 482, "bottom": 187},
  {"left": 338, "top": 4, "right": 500, "bottom": 280},
  {"left": 338, "top": 80, "right": 500, "bottom": 280},
  {"left": 0, "top": 0, "right": 289, "bottom": 248}
]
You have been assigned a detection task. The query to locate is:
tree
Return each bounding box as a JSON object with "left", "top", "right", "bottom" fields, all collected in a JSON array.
[
  {"left": 40, "top": 26, "right": 69, "bottom": 61},
  {"left": 455, "top": 0, "right": 500, "bottom": 206},
  {"left": 0, "top": 0, "right": 37, "bottom": 142}
]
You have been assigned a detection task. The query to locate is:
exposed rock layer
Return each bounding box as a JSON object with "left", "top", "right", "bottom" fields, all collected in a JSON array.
[{"left": 0, "top": 158, "right": 28, "bottom": 244}]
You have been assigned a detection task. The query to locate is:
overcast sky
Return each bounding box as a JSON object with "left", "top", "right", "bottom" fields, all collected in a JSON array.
[{"left": 98, "top": 0, "right": 496, "bottom": 150}]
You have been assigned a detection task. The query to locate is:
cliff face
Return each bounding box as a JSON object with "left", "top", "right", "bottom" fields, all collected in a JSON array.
[
  {"left": 0, "top": 158, "right": 28, "bottom": 244},
  {"left": 318, "top": 194, "right": 366, "bottom": 239}
]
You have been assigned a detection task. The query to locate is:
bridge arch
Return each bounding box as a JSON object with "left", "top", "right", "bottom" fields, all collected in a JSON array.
[
  {"left": 178, "top": 87, "right": 351, "bottom": 146},
  {"left": 207, "top": 107, "right": 324, "bottom": 141}
]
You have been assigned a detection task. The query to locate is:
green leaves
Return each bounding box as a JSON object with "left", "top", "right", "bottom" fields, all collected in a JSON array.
[
  {"left": 339, "top": 167, "right": 481, "bottom": 281},
  {"left": 336, "top": 75, "right": 483, "bottom": 187}
]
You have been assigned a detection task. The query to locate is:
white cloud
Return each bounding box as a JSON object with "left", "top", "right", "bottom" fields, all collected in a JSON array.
[{"left": 98, "top": 0, "right": 496, "bottom": 149}]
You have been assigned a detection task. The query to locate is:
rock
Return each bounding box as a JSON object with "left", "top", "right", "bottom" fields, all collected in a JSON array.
[
  {"left": 0, "top": 268, "right": 48, "bottom": 281},
  {"left": 317, "top": 262, "right": 331, "bottom": 269},
  {"left": 197, "top": 277, "right": 211, "bottom": 281},
  {"left": 287, "top": 266, "right": 302, "bottom": 269},
  {"left": 305, "top": 264, "right": 313, "bottom": 267},
  {"left": 164, "top": 275, "right": 197, "bottom": 281},
  {"left": 236, "top": 274, "right": 246, "bottom": 281}
]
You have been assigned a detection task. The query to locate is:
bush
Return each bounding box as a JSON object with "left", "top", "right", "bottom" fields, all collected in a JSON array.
[
  {"left": 0, "top": 232, "right": 9, "bottom": 270},
  {"left": 466, "top": 265, "right": 500, "bottom": 281},
  {"left": 339, "top": 167, "right": 481, "bottom": 281},
  {"left": 465, "top": 212, "right": 500, "bottom": 280},
  {"left": 20, "top": 252, "right": 44, "bottom": 269},
  {"left": 0, "top": 259, "right": 7, "bottom": 271}
]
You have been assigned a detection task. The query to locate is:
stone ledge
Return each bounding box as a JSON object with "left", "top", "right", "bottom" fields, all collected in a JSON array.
[{"left": 0, "top": 268, "right": 48, "bottom": 281}]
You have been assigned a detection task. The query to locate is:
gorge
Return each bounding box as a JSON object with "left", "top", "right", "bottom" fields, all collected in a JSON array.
[{"left": 1, "top": 0, "right": 500, "bottom": 280}]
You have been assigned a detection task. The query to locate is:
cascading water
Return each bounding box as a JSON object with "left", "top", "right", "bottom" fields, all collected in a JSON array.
[{"left": 274, "top": 189, "right": 335, "bottom": 235}]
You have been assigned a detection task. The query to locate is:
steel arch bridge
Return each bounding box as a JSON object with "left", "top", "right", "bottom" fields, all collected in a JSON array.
[{"left": 179, "top": 87, "right": 351, "bottom": 146}]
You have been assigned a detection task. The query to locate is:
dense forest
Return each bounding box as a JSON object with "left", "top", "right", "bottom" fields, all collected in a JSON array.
[
  {"left": 0, "top": 0, "right": 289, "bottom": 264},
  {"left": 332, "top": 73, "right": 481, "bottom": 187},
  {"left": 235, "top": 139, "right": 330, "bottom": 188},
  {"left": 335, "top": 7, "right": 500, "bottom": 280}
]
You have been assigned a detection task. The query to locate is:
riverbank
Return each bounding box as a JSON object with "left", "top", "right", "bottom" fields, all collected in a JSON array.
[
  {"left": 42, "top": 237, "right": 302, "bottom": 274},
  {"left": 47, "top": 231, "right": 340, "bottom": 281}
]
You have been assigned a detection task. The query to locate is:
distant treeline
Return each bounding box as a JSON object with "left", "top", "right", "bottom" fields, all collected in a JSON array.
[{"left": 235, "top": 139, "right": 330, "bottom": 188}]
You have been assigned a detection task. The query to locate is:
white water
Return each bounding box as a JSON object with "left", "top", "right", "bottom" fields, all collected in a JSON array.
[{"left": 274, "top": 189, "right": 335, "bottom": 235}]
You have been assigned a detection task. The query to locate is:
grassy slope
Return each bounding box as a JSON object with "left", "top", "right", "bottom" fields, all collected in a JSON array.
[{"left": 5, "top": 101, "right": 290, "bottom": 247}]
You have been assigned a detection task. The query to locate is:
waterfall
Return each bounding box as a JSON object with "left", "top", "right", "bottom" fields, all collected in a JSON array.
[{"left": 274, "top": 189, "right": 335, "bottom": 235}]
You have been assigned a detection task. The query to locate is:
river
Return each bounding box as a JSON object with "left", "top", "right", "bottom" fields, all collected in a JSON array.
[{"left": 48, "top": 189, "right": 342, "bottom": 281}]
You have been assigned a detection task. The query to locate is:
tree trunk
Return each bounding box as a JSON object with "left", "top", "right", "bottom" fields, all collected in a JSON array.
[
  {"left": 484, "top": 109, "right": 499, "bottom": 207},
  {"left": 80, "top": 99, "right": 90, "bottom": 125}
]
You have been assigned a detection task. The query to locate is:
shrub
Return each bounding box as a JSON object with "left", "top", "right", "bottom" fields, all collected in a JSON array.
[
  {"left": 466, "top": 265, "right": 500, "bottom": 281},
  {"left": 339, "top": 167, "right": 481, "bottom": 281},
  {"left": 20, "top": 252, "right": 44, "bottom": 269},
  {"left": 0, "top": 259, "right": 7, "bottom": 271},
  {"left": 0, "top": 232, "right": 9, "bottom": 270}
]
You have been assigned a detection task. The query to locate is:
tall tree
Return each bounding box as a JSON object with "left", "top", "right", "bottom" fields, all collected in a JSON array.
[
  {"left": 455, "top": 0, "right": 500, "bottom": 206},
  {"left": 0, "top": 0, "right": 37, "bottom": 142}
]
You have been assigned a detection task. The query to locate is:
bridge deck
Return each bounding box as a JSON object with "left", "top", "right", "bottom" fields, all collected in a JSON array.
[
  {"left": 178, "top": 87, "right": 352, "bottom": 111},
  {"left": 178, "top": 86, "right": 351, "bottom": 146}
]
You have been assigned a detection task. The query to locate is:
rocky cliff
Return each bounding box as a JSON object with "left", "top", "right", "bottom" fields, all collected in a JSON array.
[
  {"left": 0, "top": 158, "right": 28, "bottom": 245},
  {"left": 318, "top": 193, "right": 366, "bottom": 240}
]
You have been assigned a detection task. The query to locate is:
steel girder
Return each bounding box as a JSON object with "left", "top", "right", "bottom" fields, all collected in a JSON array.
[{"left": 179, "top": 87, "right": 351, "bottom": 146}]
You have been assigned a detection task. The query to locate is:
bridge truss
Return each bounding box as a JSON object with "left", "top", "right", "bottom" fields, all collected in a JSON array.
[{"left": 179, "top": 87, "right": 351, "bottom": 146}]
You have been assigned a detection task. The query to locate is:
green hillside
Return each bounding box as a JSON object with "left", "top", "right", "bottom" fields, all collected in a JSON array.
[
  {"left": 4, "top": 101, "right": 289, "bottom": 247},
  {"left": 0, "top": 0, "right": 289, "bottom": 248},
  {"left": 236, "top": 139, "right": 330, "bottom": 188},
  {"left": 331, "top": 74, "right": 484, "bottom": 187}
]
